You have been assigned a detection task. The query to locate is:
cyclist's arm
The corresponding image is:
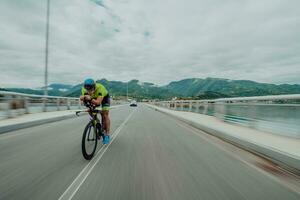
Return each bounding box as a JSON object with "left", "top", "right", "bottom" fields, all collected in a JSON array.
[
  {"left": 91, "top": 96, "right": 103, "bottom": 106},
  {"left": 80, "top": 87, "right": 90, "bottom": 102}
]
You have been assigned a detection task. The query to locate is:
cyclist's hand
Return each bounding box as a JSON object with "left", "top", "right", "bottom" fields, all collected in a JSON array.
[
  {"left": 84, "top": 95, "right": 91, "bottom": 101},
  {"left": 80, "top": 96, "right": 85, "bottom": 101},
  {"left": 91, "top": 99, "right": 97, "bottom": 105},
  {"left": 83, "top": 98, "right": 91, "bottom": 107}
]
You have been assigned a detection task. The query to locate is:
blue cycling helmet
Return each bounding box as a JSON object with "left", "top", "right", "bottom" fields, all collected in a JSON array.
[{"left": 84, "top": 78, "right": 95, "bottom": 91}]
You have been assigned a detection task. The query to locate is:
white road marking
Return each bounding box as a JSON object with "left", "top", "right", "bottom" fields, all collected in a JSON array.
[{"left": 58, "top": 108, "right": 136, "bottom": 200}]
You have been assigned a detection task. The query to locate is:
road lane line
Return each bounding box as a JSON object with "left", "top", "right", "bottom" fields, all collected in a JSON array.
[{"left": 58, "top": 108, "right": 136, "bottom": 200}]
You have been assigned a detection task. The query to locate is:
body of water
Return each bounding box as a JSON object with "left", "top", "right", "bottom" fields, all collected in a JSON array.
[{"left": 176, "top": 104, "right": 300, "bottom": 138}]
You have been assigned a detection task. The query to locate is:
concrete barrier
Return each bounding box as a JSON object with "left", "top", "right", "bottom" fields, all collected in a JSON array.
[{"left": 0, "top": 105, "right": 124, "bottom": 134}]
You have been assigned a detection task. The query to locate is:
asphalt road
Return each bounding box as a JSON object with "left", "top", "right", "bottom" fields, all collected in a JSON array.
[{"left": 0, "top": 104, "right": 299, "bottom": 200}]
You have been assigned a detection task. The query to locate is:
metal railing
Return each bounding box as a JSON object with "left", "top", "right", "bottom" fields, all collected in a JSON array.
[
  {"left": 0, "top": 91, "right": 82, "bottom": 119},
  {"left": 150, "top": 94, "right": 300, "bottom": 138},
  {"left": 151, "top": 94, "right": 300, "bottom": 110}
]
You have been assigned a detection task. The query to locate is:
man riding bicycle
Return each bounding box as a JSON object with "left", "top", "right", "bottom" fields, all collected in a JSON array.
[{"left": 80, "top": 78, "right": 111, "bottom": 144}]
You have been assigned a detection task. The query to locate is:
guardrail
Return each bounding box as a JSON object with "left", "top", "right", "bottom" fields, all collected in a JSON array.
[
  {"left": 150, "top": 94, "right": 300, "bottom": 138},
  {"left": 0, "top": 91, "right": 82, "bottom": 119},
  {"left": 151, "top": 94, "right": 300, "bottom": 106}
]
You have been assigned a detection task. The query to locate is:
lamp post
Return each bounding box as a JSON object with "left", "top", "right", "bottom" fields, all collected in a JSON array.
[
  {"left": 43, "top": 0, "right": 50, "bottom": 111},
  {"left": 126, "top": 82, "right": 128, "bottom": 101}
]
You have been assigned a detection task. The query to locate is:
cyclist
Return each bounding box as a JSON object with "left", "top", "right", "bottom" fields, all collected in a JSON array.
[{"left": 80, "top": 78, "right": 111, "bottom": 144}]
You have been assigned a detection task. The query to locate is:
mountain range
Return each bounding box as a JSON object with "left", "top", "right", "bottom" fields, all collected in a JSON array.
[{"left": 2, "top": 78, "right": 300, "bottom": 100}]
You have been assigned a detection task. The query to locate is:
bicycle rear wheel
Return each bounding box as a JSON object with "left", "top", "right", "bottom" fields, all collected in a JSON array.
[{"left": 82, "top": 122, "right": 98, "bottom": 160}]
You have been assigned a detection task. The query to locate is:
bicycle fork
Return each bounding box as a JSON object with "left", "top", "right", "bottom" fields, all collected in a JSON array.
[{"left": 96, "top": 121, "right": 103, "bottom": 140}]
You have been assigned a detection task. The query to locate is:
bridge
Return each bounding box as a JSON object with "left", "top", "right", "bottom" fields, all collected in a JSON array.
[{"left": 0, "top": 92, "right": 299, "bottom": 199}]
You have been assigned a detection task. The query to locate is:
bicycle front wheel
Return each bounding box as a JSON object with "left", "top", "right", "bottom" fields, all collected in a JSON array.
[{"left": 82, "top": 121, "right": 98, "bottom": 160}]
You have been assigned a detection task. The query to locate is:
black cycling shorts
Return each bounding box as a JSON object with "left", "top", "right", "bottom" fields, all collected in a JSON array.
[{"left": 101, "top": 94, "right": 110, "bottom": 111}]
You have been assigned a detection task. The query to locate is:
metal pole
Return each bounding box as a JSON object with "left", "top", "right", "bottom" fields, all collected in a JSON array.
[
  {"left": 56, "top": 98, "right": 60, "bottom": 111},
  {"left": 24, "top": 97, "right": 29, "bottom": 114},
  {"left": 44, "top": 0, "right": 50, "bottom": 111},
  {"left": 78, "top": 98, "right": 81, "bottom": 109},
  {"left": 196, "top": 101, "right": 200, "bottom": 113},
  {"left": 6, "top": 95, "right": 12, "bottom": 118},
  {"left": 126, "top": 82, "right": 128, "bottom": 101},
  {"left": 67, "top": 99, "right": 70, "bottom": 110},
  {"left": 181, "top": 100, "right": 184, "bottom": 111}
]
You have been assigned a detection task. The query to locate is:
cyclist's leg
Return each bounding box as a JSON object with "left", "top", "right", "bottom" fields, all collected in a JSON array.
[
  {"left": 102, "top": 95, "right": 110, "bottom": 135},
  {"left": 102, "top": 110, "right": 110, "bottom": 134}
]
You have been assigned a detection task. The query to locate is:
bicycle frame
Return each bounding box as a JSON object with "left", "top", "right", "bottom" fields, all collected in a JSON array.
[
  {"left": 76, "top": 104, "right": 104, "bottom": 139},
  {"left": 77, "top": 103, "right": 104, "bottom": 160}
]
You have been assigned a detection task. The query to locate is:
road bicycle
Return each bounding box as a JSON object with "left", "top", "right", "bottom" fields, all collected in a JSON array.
[{"left": 76, "top": 101, "right": 104, "bottom": 160}]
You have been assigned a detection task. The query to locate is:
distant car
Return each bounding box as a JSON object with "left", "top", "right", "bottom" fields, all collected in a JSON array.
[{"left": 130, "top": 100, "right": 137, "bottom": 107}]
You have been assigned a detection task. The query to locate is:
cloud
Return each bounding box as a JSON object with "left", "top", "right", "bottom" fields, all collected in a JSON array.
[{"left": 0, "top": 0, "right": 300, "bottom": 87}]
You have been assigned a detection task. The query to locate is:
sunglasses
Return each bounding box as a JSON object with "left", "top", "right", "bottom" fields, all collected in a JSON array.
[{"left": 84, "top": 85, "right": 95, "bottom": 91}]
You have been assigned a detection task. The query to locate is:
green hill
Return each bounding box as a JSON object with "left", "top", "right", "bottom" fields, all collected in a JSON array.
[
  {"left": 66, "top": 79, "right": 176, "bottom": 100},
  {"left": 4, "top": 78, "right": 300, "bottom": 100},
  {"left": 164, "top": 78, "right": 300, "bottom": 97}
]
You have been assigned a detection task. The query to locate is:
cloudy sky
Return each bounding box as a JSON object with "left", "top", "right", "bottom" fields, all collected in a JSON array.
[{"left": 0, "top": 0, "right": 300, "bottom": 88}]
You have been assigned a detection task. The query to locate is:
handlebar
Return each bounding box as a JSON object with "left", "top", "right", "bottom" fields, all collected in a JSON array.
[
  {"left": 83, "top": 100, "right": 95, "bottom": 109},
  {"left": 75, "top": 99, "right": 102, "bottom": 116},
  {"left": 75, "top": 109, "right": 102, "bottom": 116}
]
